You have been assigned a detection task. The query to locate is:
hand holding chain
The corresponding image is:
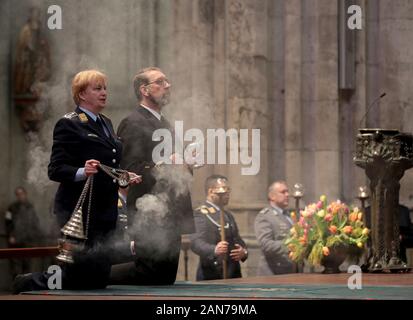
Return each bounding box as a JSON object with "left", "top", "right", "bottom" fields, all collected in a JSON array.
[{"left": 98, "top": 163, "right": 130, "bottom": 187}]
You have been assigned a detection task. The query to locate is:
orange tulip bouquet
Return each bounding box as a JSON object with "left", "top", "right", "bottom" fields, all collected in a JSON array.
[{"left": 285, "top": 195, "right": 370, "bottom": 266}]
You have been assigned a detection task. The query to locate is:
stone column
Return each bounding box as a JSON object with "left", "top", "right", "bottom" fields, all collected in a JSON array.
[
  {"left": 339, "top": 0, "right": 368, "bottom": 205},
  {"left": 283, "top": 0, "right": 302, "bottom": 193},
  {"left": 300, "top": 0, "right": 340, "bottom": 203},
  {"left": 378, "top": 0, "right": 413, "bottom": 207},
  {"left": 222, "top": 0, "right": 271, "bottom": 277},
  {"left": 156, "top": 0, "right": 219, "bottom": 281}
]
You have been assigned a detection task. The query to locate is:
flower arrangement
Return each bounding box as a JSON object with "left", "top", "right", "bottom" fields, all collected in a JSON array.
[{"left": 285, "top": 195, "right": 370, "bottom": 266}]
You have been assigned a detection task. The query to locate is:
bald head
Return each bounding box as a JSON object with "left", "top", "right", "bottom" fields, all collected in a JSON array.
[{"left": 268, "top": 181, "right": 289, "bottom": 209}]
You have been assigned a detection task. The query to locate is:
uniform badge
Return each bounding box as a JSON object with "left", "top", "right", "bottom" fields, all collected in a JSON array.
[
  {"left": 79, "top": 113, "right": 88, "bottom": 123},
  {"left": 63, "top": 112, "right": 78, "bottom": 119},
  {"left": 208, "top": 207, "right": 217, "bottom": 214}
]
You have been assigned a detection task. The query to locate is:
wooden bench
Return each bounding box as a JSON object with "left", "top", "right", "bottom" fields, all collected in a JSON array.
[{"left": 0, "top": 247, "right": 59, "bottom": 259}]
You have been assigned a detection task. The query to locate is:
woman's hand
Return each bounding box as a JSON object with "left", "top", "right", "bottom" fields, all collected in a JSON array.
[{"left": 84, "top": 159, "right": 100, "bottom": 176}]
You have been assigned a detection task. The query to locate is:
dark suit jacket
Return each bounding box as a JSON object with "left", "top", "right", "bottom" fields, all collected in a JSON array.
[
  {"left": 191, "top": 202, "right": 247, "bottom": 280},
  {"left": 48, "top": 107, "right": 122, "bottom": 243},
  {"left": 117, "top": 106, "right": 194, "bottom": 235}
]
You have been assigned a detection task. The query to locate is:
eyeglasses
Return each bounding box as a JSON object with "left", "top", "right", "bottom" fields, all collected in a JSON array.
[{"left": 146, "top": 78, "right": 170, "bottom": 87}]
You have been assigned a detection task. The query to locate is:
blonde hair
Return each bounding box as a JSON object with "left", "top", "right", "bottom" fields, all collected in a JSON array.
[{"left": 72, "top": 70, "right": 107, "bottom": 105}]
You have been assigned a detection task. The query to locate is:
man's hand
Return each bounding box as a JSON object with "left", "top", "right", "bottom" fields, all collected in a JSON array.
[
  {"left": 214, "top": 241, "right": 228, "bottom": 257},
  {"left": 128, "top": 172, "right": 142, "bottom": 185},
  {"left": 230, "top": 244, "right": 247, "bottom": 262},
  {"left": 84, "top": 159, "right": 100, "bottom": 176}
]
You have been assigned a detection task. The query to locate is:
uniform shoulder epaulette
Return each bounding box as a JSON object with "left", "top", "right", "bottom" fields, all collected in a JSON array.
[
  {"left": 63, "top": 112, "right": 88, "bottom": 123},
  {"left": 196, "top": 205, "right": 217, "bottom": 215},
  {"left": 63, "top": 112, "right": 78, "bottom": 120},
  {"left": 259, "top": 207, "right": 271, "bottom": 215},
  {"left": 78, "top": 113, "right": 88, "bottom": 122}
]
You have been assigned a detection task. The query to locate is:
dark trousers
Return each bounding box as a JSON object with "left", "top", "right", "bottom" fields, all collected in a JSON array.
[
  {"left": 13, "top": 231, "right": 116, "bottom": 293},
  {"left": 17, "top": 245, "right": 112, "bottom": 292},
  {"left": 110, "top": 233, "right": 181, "bottom": 285}
]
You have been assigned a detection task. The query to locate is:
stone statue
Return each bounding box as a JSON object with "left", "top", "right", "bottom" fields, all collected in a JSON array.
[
  {"left": 13, "top": 7, "right": 51, "bottom": 133},
  {"left": 14, "top": 7, "right": 50, "bottom": 96}
]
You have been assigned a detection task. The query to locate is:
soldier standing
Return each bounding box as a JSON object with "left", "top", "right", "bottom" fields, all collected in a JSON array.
[{"left": 191, "top": 175, "right": 248, "bottom": 280}]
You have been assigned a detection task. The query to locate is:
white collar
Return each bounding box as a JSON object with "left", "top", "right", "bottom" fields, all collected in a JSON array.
[{"left": 140, "top": 104, "right": 162, "bottom": 121}]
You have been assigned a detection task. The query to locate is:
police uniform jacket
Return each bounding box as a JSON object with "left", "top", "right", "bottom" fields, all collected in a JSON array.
[
  {"left": 191, "top": 202, "right": 247, "bottom": 280},
  {"left": 48, "top": 107, "right": 122, "bottom": 242}
]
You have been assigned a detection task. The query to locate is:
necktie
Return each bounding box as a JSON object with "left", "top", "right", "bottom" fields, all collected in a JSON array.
[
  {"left": 96, "top": 116, "right": 109, "bottom": 137},
  {"left": 283, "top": 209, "right": 293, "bottom": 225}
]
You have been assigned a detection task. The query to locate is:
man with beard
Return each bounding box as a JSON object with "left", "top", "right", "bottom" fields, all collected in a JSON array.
[{"left": 111, "top": 67, "right": 194, "bottom": 285}]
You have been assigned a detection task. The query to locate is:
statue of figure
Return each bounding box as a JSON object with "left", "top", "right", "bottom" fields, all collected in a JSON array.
[
  {"left": 14, "top": 7, "right": 50, "bottom": 97},
  {"left": 13, "top": 7, "right": 51, "bottom": 133}
]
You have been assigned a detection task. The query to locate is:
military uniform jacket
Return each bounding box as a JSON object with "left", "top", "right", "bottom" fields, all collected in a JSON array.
[
  {"left": 117, "top": 106, "right": 194, "bottom": 235},
  {"left": 254, "top": 206, "right": 294, "bottom": 275},
  {"left": 191, "top": 202, "right": 247, "bottom": 280},
  {"left": 48, "top": 107, "right": 123, "bottom": 242}
]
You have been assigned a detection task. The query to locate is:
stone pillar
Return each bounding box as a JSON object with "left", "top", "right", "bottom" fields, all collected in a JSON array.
[
  {"left": 223, "top": 0, "right": 271, "bottom": 277},
  {"left": 292, "top": 1, "right": 338, "bottom": 204},
  {"left": 283, "top": 0, "right": 302, "bottom": 192},
  {"left": 339, "top": 0, "right": 368, "bottom": 205},
  {"left": 378, "top": 0, "right": 413, "bottom": 207},
  {"left": 156, "top": 0, "right": 272, "bottom": 278},
  {"left": 156, "top": 0, "right": 219, "bottom": 281}
]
